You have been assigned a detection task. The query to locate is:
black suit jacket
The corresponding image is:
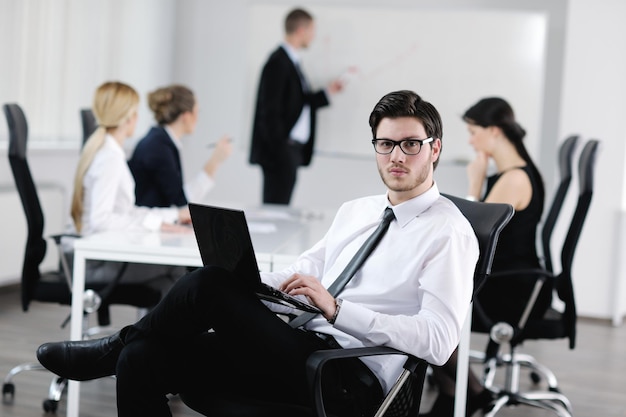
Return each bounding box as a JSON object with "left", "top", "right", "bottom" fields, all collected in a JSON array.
[
  {"left": 128, "top": 126, "right": 187, "bottom": 208},
  {"left": 249, "top": 46, "right": 329, "bottom": 167}
]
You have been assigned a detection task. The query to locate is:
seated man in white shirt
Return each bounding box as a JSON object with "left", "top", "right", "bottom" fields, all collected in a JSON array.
[{"left": 37, "top": 90, "right": 479, "bottom": 417}]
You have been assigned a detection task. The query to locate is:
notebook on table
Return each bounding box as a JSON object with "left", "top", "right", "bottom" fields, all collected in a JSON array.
[{"left": 188, "top": 203, "right": 322, "bottom": 314}]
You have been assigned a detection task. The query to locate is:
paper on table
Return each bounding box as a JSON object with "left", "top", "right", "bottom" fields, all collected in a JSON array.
[{"left": 248, "top": 221, "right": 277, "bottom": 234}]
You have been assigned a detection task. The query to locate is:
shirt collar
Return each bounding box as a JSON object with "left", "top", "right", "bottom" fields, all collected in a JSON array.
[
  {"left": 386, "top": 182, "right": 441, "bottom": 227},
  {"left": 163, "top": 125, "right": 183, "bottom": 151},
  {"left": 104, "top": 134, "right": 126, "bottom": 157},
  {"left": 281, "top": 42, "right": 300, "bottom": 65}
]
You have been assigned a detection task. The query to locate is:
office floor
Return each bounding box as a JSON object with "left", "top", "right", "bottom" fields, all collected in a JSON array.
[{"left": 1, "top": 284, "right": 625, "bottom": 417}]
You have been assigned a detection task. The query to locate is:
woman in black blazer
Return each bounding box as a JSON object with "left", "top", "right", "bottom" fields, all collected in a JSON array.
[{"left": 128, "top": 85, "right": 231, "bottom": 208}]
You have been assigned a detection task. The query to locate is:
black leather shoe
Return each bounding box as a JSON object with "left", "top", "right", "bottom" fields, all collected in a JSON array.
[
  {"left": 36, "top": 332, "right": 125, "bottom": 381},
  {"left": 467, "top": 389, "right": 496, "bottom": 417}
]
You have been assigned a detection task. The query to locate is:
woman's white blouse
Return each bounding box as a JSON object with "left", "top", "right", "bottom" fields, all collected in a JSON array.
[{"left": 80, "top": 135, "right": 179, "bottom": 235}]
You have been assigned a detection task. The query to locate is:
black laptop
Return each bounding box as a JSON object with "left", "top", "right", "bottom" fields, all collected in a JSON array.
[{"left": 188, "top": 203, "right": 322, "bottom": 314}]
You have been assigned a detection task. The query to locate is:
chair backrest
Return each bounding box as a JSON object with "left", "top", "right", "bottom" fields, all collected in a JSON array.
[
  {"left": 556, "top": 139, "right": 599, "bottom": 349},
  {"left": 80, "top": 108, "right": 97, "bottom": 146},
  {"left": 442, "top": 194, "right": 515, "bottom": 295},
  {"left": 541, "top": 135, "right": 580, "bottom": 273},
  {"left": 4, "top": 103, "right": 47, "bottom": 311}
]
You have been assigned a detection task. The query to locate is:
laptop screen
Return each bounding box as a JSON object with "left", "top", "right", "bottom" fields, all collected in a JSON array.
[{"left": 189, "top": 203, "right": 261, "bottom": 286}]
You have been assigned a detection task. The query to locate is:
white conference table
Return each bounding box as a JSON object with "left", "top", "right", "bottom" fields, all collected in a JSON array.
[
  {"left": 66, "top": 206, "right": 329, "bottom": 417},
  {"left": 64, "top": 205, "right": 469, "bottom": 417}
]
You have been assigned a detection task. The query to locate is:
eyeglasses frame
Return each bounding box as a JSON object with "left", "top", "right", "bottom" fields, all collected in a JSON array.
[{"left": 371, "top": 137, "right": 434, "bottom": 155}]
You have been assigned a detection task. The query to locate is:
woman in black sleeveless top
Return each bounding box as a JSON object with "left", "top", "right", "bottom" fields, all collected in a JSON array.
[
  {"left": 421, "top": 98, "right": 551, "bottom": 417},
  {"left": 477, "top": 166, "right": 551, "bottom": 323}
]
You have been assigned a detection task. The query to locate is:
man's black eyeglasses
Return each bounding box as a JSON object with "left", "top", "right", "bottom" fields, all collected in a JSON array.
[{"left": 371, "top": 138, "right": 434, "bottom": 155}]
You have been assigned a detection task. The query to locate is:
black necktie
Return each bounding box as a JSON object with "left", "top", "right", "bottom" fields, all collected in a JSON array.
[
  {"left": 289, "top": 207, "right": 396, "bottom": 328},
  {"left": 294, "top": 62, "right": 310, "bottom": 93}
]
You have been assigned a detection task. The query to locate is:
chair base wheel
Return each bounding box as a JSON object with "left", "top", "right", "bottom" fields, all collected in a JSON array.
[
  {"left": 43, "top": 398, "right": 59, "bottom": 413},
  {"left": 530, "top": 371, "right": 541, "bottom": 384},
  {"left": 2, "top": 382, "right": 15, "bottom": 403}
]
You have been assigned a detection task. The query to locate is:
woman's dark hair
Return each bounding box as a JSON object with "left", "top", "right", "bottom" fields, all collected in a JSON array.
[
  {"left": 463, "top": 97, "right": 544, "bottom": 199},
  {"left": 369, "top": 90, "right": 443, "bottom": 169},
  {"left": 148, "top": 85, "right": 195, "bottom": 125}
]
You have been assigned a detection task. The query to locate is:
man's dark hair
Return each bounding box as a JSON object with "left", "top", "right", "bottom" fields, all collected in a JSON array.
[
  {"left": 285, "top": 8, "right": 313, "bottom": 34},
  {"left": 369, "top": 90, "right": 443, "bottom": 169}
]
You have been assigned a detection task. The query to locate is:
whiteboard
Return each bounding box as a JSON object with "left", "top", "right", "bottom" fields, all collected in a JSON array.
[{"left": 246, "top": 4, "right": 547, "bottom": 162}]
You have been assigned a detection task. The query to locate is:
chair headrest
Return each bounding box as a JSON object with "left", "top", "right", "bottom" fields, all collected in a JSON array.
[{"left": 3, "top": 103, "right": 28, "bottom": 160}]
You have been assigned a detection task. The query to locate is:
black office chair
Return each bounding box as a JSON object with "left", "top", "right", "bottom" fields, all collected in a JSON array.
[
  {"left": 472, "top": 139, "right": 599, "bottom": 417},
  {"left": 80, "top": 107, "right": 97, "bottom": 146},
  {"left": 179, "top": 194, "right": 514, "bottom": 417},
  {"left": 540, "top": 134, "right": 580, "bottom": 273},
  {"left": 1, "top": 103, "right": 162, "bottom": 413}
]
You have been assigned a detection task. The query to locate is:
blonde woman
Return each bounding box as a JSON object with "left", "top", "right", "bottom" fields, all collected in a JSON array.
[
  {"left": 128, "top": 84, "right": 232, "bottom": 208},
  {"left": 70, "top": 81, "right": 188, "bottom": 291}
]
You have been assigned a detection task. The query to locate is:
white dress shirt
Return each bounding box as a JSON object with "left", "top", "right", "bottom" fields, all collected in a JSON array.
[
  {"left": 163, "top": 126, "right": 215, "bottom": 204},
  {"left": 282, "top": 42, "right": 311, "bottom": 144},
  {"left": 80, "top": 135, "right": 179, "bottom": 235},
  {"left": 261, "top": 183, "right": 478, "bottom": 392}
]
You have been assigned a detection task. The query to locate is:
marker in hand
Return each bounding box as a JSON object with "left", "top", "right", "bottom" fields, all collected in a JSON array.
[
  {"left": 329, "top": 66, "right": 359, "bottom": 94},
  {"left": 339, "top": 66, "right": 359, "bottom": 86},
  {"left": 207, "top": 137, "right": 233, "bottom": 148},
  {"left": 203, "top": 135, "right": 233, "bottom": 176}
]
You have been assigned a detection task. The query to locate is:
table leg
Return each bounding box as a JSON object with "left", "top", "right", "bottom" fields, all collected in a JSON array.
[
  {"left": 67, "top": 250, "right": 86, "bottom": 417},
  {"left": 454, "top": 304, "right": 471, "bottom": 417}
]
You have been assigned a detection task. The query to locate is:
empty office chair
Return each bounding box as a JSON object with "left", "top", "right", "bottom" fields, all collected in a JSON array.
[
  {"left": 540, "top": 134, "right": 580, "bottom": 273},
  {"left": 1, "top": 103, "right": 162, "bottom": 413},
  {"left": 179, "top": 194, "right": 514, "bottom": 417},
  {"left": 472, "top": 139, "right": 599, "bottom": 417},
  {"left": 80, "top": 107, "right": 97, "bottom": 146}
]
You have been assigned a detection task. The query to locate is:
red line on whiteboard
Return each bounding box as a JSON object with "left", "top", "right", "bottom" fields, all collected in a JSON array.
[{"left": 361, "top": 42, "right": 420, "bottom": 80}]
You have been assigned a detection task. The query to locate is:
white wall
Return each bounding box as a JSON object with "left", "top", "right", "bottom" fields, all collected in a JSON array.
[
  {"left": 557, "top": 0, "right": 626, "bottom": 322},
  {"left": 0, "top": 0, "right": 178, "bottom": 145},
  {"left": 0, "top": 0, "right": 624, "bottom": 322}
]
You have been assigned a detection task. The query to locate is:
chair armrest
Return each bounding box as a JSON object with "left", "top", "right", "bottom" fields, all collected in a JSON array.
[
  {"left": 488, "top": 268, "right": 553, "bottom": 281},
  {"left": 46, "top": 233, "right": 82, "bottom": 288},
  {"left": 49, "top": 233, "right": 81, "bottom": 245},
  {"left": 306, "top": 346, "right": 426, "bottom": 417}
]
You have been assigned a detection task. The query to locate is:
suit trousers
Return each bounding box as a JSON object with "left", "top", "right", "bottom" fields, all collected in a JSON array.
[
  {"left": 262, "top": 141, "right": 304, "bottom": 205},
  {"left": 115, "top": 266, "right": 382, "bottom": 417}
]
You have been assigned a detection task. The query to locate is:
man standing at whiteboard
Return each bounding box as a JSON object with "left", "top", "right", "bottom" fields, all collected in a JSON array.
[{"left": 249, "top": 8, "right": 344, "bottom": 205}]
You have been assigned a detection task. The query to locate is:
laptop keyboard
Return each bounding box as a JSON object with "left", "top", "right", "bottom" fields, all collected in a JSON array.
[{"left": 259, "top": 283, "right": 321, "bottom": 313}]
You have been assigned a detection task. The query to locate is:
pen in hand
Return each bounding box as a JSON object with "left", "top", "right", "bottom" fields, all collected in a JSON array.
[
  {"left": 203, "top": 136, "right": 233, "bottom": 177},
  {"left": 207, "top": 136, "right": 233, "bottom": 148}
]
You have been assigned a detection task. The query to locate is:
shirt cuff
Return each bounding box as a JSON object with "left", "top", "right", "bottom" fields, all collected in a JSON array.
[
  {"left": 184, "top": 172, "right": 215, "bottom": 204},
  {"left": 332, "top": 299, "right": 376, "bottom": 338},
  {"left": 142, "top": 212, "right": 163, "bottom": 231},
  {"left": 200, "top": 171, "right": 215, "bottom": 190},
  {"left": 142, "top": 207, "right": 179, "bottom": 231}
]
